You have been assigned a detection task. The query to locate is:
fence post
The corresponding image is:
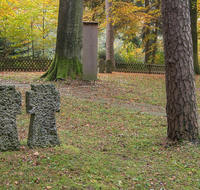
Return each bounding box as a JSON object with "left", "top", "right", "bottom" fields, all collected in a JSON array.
[{"left": 149, "top": 64, "right": 151, "bottom": 74}]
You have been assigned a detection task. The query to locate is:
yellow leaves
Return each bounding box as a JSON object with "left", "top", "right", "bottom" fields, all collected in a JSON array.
[
  {"left": 116, "top": 42, "right": 144, "bottom": 63},
  {"left": 0, "top": 0, "right": 59, "bottom": 58},
  {"left": 0, "top": 0, "right": 15, "bottom": 19}
]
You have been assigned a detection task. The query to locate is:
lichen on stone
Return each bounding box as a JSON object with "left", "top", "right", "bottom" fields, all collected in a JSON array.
[
  {"left": 26, "top": 84, "right": 60, "bottom": 148},
  {"left": 0, "top": 85, "right": 21, "bottom": 151}
]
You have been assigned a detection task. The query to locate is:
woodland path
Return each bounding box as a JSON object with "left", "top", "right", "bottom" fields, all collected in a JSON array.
[{"left": 0, "top": 77, "right": 166, "bottom": 117}]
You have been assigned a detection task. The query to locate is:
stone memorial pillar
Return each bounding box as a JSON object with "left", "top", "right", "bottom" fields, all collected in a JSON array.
[
  {"left": 83, "top": 21, "right": 98, "bottom": 80},
  {"left": 98, "top": 59, "right": 105, "bottom": 73},
  {"left": 0, "top": 85, "right": 21, "bottom": 151},
  {"left": 26, "top": 84, "right": 60, "bottom": 148},
  {"left": 105, "top": 60, "right": 113, "bottom": 73}
]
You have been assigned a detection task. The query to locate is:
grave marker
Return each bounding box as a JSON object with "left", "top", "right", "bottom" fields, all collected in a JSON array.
[
  {"left": 0, "top": 85, "right": 21, "bottom": 151},
  {"left": 105, "top": 60, "right": 113, "bottom": 73},
  {"left": 26, "top": 84, "right": 60, "bottom": 148},
  {"left": 83, "top": 21, "right": 98, "bottom": 80},
  {"left": 98, "top": 59, "right": 105, "bottom": 73}
]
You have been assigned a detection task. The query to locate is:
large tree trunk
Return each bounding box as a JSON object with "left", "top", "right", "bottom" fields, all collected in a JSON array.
[
  {"left": 162, "top": 0, "right": 199, "bottom": 141},
  {"left": 105, "top": 0, "right": 115, "bottom": 69},
  {"left": 41, "top": 0, "right": 83, "bottom": 81},
  {"left": 190, "top": 0, "right": 200, "bottom": 75}
]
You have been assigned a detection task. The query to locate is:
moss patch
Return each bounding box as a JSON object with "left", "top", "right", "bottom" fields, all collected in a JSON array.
[{"left": 41, "top": 55, "right": 82, "bottom": 81}]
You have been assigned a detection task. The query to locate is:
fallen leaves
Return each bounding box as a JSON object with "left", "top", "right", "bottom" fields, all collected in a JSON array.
[{"left": 33, "top": 151, "right": 39, "bottom": 156}]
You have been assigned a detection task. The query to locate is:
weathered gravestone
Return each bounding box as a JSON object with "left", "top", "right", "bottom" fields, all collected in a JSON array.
[
  {"left": 105, "top": 60, "right": 112, "bottom": 73},
  {"left": 0, "top": 85, "right": 21, "bottom": 151},
  {"left": 98, "top": 59, "right": 105, "bottom": 73},
  {"left": 26, "top": 84, "right": 60, "bottom": 148}
]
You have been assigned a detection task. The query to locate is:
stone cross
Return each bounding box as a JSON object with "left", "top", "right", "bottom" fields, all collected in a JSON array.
[
  {"left": 26, "top": 84, "right": 60, "bottom": 148},
  {"left": 0, "top": 85, "right": 21, "bottom": 151}
]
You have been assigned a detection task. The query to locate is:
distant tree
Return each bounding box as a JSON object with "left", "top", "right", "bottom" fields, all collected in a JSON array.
[
  {"left": 0, "top": 35, "right": 5, "bottom": 58},
  {"left": 105, "top": 0, "right": 115, "bottom": 69},
  {"left": 41, "top": 0, "right": 83, "bottom": 81},
  {"left": 151, "top": 0, "right": 161, "bottom": 64},
  {"left": 190, "top": 0, "right": 200, "bottom": 75},
  {"left": 162, "top": 0, "right": 199, "bottom": 141},
  {"left": 144, "top": 0, "right": 150, "bottom": 63},
  {"left": 84, "top": 0, "right": 104, "bottom": 21}
]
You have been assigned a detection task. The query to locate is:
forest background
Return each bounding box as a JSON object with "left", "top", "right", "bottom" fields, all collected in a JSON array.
[{"left": 0, "top": 0, "right": 198, "bottom": 65}]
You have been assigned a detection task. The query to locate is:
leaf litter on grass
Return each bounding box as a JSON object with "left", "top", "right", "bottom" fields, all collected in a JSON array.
[{"left": 1, "top": 72, "right": 200, "bottom": 189}]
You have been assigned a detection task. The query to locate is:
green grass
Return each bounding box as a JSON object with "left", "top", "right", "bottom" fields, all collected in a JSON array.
[{"left": 1, "top": 72, "right": 200, "bottom": 189}]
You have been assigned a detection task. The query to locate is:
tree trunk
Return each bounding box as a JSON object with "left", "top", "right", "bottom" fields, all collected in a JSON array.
[
  {"left": 41, "top": 0, "right": 83, "bottom": 81},
  {"left": 151, "top": 0, "right": 160, "bottom": 65},
  {"left": 105, "top": 0, "right": 115, "bottom": 69},
  {"left": 31, "top": 21, "right": 35, "bottom": 58},
  {"left": 145, "top": 0, "right": 150, "bottom": 64},
  {"left": 162, "top": 0, "right": 199, "bottom": 141},
  {"left": 190, "top": 0, "right": 200, "bottom": 75}
]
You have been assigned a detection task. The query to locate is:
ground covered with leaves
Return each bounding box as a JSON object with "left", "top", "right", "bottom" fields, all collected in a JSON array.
[{"left": 1, "top": 72, "right": 200, "bottom": 189}]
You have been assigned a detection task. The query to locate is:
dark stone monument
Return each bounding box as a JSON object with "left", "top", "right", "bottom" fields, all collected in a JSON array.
[
  {"left": 98, "top": 59, "right": 105, "bottom": 73},
  {"left": 105, "top": 60, "right": 112, "bottom": 73},
  {"left": 0, "top": 85, "right": 21, "bottom": 151},
  {"left": 26, "top": 84, "right": 60, "bottom": 148}
]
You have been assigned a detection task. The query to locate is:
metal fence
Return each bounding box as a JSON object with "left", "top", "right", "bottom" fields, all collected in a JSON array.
[{"left": 0, "top": 58, "right": 165, "bottom": 74}]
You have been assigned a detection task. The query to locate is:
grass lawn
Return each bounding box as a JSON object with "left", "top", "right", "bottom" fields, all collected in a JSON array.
[{"left": 0, "top": 72, "right": 200, "bottom": 189}]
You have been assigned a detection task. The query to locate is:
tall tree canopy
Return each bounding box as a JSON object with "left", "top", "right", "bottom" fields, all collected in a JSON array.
[
  {"left": 41, "top": 0, "right": 83, "bottom": 81},
  {"left": 162, "top": 0, "right": 199, "bottom": 141}
]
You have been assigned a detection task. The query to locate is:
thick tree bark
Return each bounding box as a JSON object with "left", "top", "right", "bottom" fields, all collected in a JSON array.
[
  {"left": 41, "top": 0, "right": 83, "bottom": 81},
  {"left": 190, "top": 0, "right": 200, "bottom": 75},
  {"left": 105, "top": 0, "right": 115, "bottom": 69},
  {"left": 162, "top": 0, "right": 199, "bottom": 141}
]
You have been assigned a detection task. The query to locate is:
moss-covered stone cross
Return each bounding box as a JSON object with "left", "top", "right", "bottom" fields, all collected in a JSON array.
[
  {"left": 26, "top": 84, "right": 60, "bottom": 148},
  {"left": 0, "top": 85, "right": 21, "bottom": 151}
]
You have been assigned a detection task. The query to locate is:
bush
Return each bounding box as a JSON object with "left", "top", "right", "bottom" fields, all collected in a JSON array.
[
  {"left": 98, "top": 50, "right": 106, "bottom": 60},
  {"left": 114, "top": 52, "right": 126, "bottom": 63}
]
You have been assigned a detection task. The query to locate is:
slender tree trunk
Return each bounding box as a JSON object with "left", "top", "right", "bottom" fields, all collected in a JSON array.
[
  {"left": 162, "top": 0, "right": 199, "bottom": 141},
  {"left": 151, "top": 21, "right": 158, "bottom": 65},
  {"left": 105, "top": 0, "right": 115, "bottom": 69},
  {"left": 190, "top": 0, "right": 200, "bottom": 75},
  {"left": 43, "top": 10, "right": 45, "bottom": 59},
  {"left": 41, "top": 0, "right": 83, "bottom": 81},
  {"left": 31, "top": 21, "right": 35, "bottom": 58},
  {"left": 4, "top": 35, "right": 7, "bottom": 58},
  {"left": 151, "top": 0, "right": 160, "bottom": 65},
  {"left": 145, "top": 0, "right": 150, "bottom": 64}
]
